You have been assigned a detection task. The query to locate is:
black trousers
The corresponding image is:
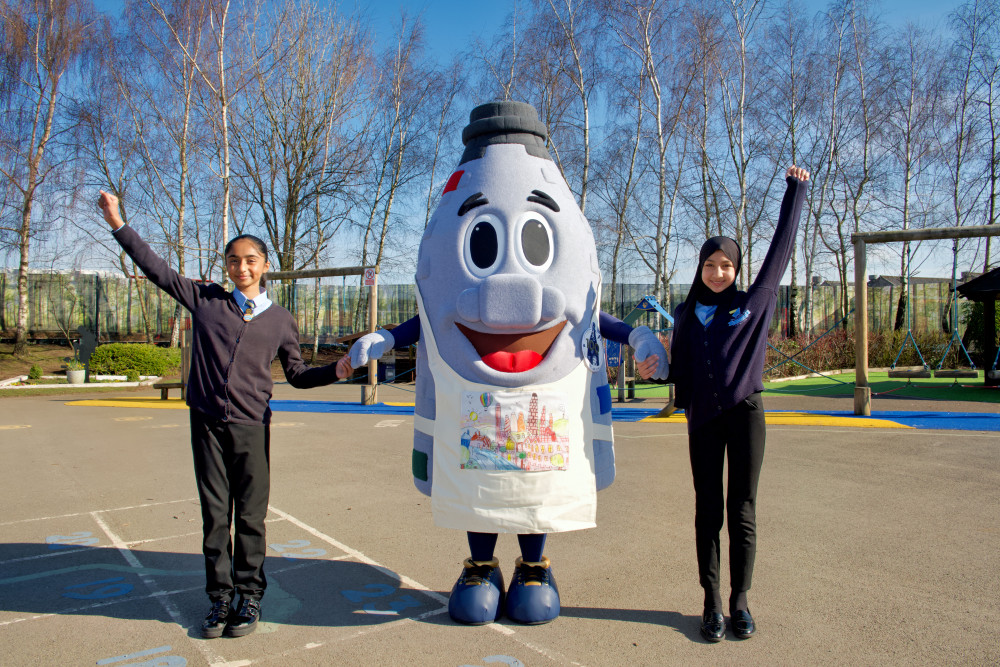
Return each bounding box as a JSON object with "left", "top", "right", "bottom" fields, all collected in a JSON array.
[
  {"left": 688, "top": 393, "right": 766, "bottom": 594},
  {"left": 189, "top": 409, "right": 270, "bottom": 602}
]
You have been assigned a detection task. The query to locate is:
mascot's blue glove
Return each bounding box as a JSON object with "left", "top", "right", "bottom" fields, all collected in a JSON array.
[
  {"left": 349, "top": 329, "right": 395, "bottom": 367},
  {"left": 628, "top": 325, "right": 669, "bottom": 380}
]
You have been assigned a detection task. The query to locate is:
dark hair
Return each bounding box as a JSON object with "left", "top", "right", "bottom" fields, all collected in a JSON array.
[{"left": 225, "top": 234, "right": 270, "bottom": 288}]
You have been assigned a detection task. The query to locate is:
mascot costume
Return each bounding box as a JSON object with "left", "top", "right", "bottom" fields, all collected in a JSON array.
[{"left": 349, "top": 101, "right": 668, "bottom": 625}]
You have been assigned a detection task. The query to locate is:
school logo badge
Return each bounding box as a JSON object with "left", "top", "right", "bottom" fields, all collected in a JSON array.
[{"left": 728, "top": 307, "right": 751, "bottom": 326}]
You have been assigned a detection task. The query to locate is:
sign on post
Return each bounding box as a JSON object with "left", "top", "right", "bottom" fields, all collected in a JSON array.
[
  {"left": 606, "top": 340, "right": 622, "bottom": 369},
  {"left": 363, "top": 268, "right": 377, "bottom": 286}
]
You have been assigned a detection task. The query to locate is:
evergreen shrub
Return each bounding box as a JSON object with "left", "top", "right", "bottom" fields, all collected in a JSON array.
[{"left": 88, "top": 343, "right": 181, "bottom": 376}]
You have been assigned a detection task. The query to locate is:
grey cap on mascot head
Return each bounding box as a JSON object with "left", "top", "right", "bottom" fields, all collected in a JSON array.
[
  {"left": 459, "top": 101, "right": 551, "bottom": 164},
  {"left": 415, "top": 100, "right": 603, "bottom": 389}
]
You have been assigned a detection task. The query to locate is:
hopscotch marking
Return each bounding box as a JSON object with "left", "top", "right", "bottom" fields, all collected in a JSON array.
[
  {"left": 89, "top": 510, "right": 230, "bottom": 666},
  {"left": 0, "top": 498, "right": 198, "bottom": 527},
  {"left": 267, "top": 505, "right": 448, "bottom": 606},
  {"left": 265, "top": 506, "right": 574, "bottom": 664},
  {"left": 96, "top": 645, "right": 172, "bottom": 665},
  {"left": 2, "top": 501, "right": 575, "bottom": 666}
]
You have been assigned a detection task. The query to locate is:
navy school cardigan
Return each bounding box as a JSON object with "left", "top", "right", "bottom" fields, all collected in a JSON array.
[
  {"left": 114, "top": 225, "right": 339, "bottom": 424},
  {"left": 668, "top": 176, "right": 808, "bottom": 432}
]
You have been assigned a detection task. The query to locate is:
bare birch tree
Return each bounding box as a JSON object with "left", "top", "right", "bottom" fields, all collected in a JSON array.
[
  {"left": 608, "top": 0, "right": 694, "bottom": 302},
  {"left": 885, "top": 24, "right": 944, "bottom": 329},
  {"left": 0, "top": 0, "right": 96, "bottom": 354}
]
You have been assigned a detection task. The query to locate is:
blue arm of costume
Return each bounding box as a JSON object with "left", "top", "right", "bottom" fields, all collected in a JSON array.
[
  {"left": 599, "top": 311, "right": 632, "bottom": 343},
  {"left": 601, "top": 311, "right": 669, "bottom": 380},
  {"left": 348, "top": 315, "right": 420, "bottom": 367},
  {"left": 389, "top": 316, "right": 421, "bottom": 347}
]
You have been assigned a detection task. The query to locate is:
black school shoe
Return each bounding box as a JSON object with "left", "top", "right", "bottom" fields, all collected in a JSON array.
[
  {"left": 700, "top": 610, "right": 725, "bottom": 642},
  {"left": 200, "top": 599, "right": 231, "bottom": 639},
  {"left": 730, "top": 608, "right": 756, "bottom": 639},
  {"left": 225, "top": 597, "right": 261, "bottom": 637}
]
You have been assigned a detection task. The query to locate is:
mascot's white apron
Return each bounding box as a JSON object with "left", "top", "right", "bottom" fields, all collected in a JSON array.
[{"left": 414, "top": 287, "right": 606, "bottom": 534}]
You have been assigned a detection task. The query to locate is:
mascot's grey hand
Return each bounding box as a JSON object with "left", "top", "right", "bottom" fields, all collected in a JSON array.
[
  {"left": 628, "top": 325, "right": 669, "bottom": 380},
  {"left": 349, "top": 329, "right": 395, "bottom": 367}
]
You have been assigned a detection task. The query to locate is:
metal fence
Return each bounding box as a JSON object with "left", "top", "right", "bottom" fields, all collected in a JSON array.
[{"left": 0, "top": 270, "right": 964, "bottom": 344}]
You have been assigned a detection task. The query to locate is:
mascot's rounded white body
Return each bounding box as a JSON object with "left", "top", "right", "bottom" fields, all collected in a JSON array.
[
  {"left": 411, "top": 114, "right": 617, "bottom": 533},
  {"left": 349, "top": 101, "right": 666, "bottom": 625}
]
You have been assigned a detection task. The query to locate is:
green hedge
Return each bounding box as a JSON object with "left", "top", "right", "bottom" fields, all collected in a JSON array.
[{"left": 88, "top": 343, "right": 181, "bottom": 376}]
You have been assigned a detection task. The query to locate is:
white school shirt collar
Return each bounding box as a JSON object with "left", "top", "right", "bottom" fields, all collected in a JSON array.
[{"left": 233, "top": 289, "right": 272, "bottom": 319}]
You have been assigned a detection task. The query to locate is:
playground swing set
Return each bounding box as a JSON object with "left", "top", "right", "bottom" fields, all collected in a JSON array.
[
  {"left": 886, "top": 240, "right": 978, "bottom": 382},
  {"left": 852, "top": 223, "right": 1000, "bottom": 415}
]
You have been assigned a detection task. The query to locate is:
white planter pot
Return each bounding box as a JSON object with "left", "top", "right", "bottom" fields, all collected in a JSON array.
[{"left": 66, "top": 369, "right": 86, "bottom": 384}]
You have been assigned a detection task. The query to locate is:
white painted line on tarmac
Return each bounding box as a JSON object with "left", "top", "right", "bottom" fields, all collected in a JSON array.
[
  {"left": 267, "top": 505, "right": 449, "bottom": 606},
  {"left": 267, "top": 506, "right": 584, "bottom": 667},
  {"left": 3, "top": 501, "right": 583, "bottom": 666},
  {"left": 0, "top": 546, "right": 98, "bottom": 566},
  {"left": 91, "top": 510, "right": 229, "bottom": 667},
  {"left": 0, "top": 498, "right": 198, "bottom": 527},
  {"left": 124, "top": 531, "right": 203, "bottom": 546},
  {"left": 0, "top": 585, "right": 204, "bottom": 627}
]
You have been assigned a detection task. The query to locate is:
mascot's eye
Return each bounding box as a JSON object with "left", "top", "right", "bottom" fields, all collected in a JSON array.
[
  {"left": 465, "top": 217, "right": 502, "bottom": 275},
  {"left": 521, "top": 218, "right": 550, "bottom": 266},
  {"left": 513, "top": 213, "right": 553, "bottom": 272},
  {"left": 470, "top": 222, "right": 498, "bottom": 268}
]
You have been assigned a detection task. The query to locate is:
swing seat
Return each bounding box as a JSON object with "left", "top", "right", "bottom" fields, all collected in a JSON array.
[
  {"left": 933, "top": 369, "right": 978, "bottom": 379},
  {"left": 988, "top": 370, "right": 1000, "bottom": 381},
  {"left": 888, "top": 366, "right": 932, "bottom": 379}
]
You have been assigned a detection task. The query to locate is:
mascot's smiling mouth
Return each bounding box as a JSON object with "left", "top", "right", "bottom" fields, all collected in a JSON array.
[{"left": 456, "top": 321, "right": 566, "bottom": 373}]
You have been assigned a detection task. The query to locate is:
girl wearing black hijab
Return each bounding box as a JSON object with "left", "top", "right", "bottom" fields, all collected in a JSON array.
[{"left": 663, "top": 166, "right": 810, "bottom": 642}]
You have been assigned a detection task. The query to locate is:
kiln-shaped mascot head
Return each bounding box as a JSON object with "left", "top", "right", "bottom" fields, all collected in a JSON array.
[{"left": 416, "top": 100, "right": 603, "bottom": 387}]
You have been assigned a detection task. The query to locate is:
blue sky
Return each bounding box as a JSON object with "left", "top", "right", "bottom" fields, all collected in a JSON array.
[
  {"left": 95, "top": 0, "right": 967, "bottom": 59},
  {"left": 88, "top": 0, "right": 974, "bottom": 279},
  {"left": 363, "top": 0, "right": 965, "bottom": 58}
]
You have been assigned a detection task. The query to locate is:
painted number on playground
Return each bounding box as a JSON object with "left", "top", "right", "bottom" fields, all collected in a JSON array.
[
  {"left": 459, "top": 658, "right": 525, "bottom": 667},
  {"left": 47, "top": 531, "right": 99, "bottom": 549},
  {"left": 268, "top": 539, "right": 327, "bottom": 559},
  {"left": 364, "top": 268, "right": 376, "bottom": 286},
  {"left": 97, "top": 645, "right": 186, "bottom": 666},
  {"left": 341, "top": 583, "right": 422, "bottom": 615},
  {"left": 63, "top": 576, "right": 133, "bottom": 600}
]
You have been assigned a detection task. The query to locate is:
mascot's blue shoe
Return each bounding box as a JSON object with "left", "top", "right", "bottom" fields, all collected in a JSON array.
[
  {"left": 448, "top": 558, "right": 505, "bottom": 625},
  {"left": 505, "top": 556, "right": 560, "bottom": 624}
]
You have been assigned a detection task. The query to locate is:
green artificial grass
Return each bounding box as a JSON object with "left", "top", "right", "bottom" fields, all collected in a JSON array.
[{"left": 625, "top": 371, "right": 1000, "bottom": 404}]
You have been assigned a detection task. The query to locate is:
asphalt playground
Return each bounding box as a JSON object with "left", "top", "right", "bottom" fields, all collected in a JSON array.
[{"left": 1, "top": 380, "right": 997, "bottom": 666}]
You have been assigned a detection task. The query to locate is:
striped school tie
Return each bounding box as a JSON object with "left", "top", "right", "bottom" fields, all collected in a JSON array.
[{"left": 242, "top": 299, "right": 254, "bottom": 322}]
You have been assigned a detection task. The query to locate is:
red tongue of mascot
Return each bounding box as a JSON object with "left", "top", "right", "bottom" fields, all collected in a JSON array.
[{"left": 481, "top": 349, "right": 543, "bottom": 373}]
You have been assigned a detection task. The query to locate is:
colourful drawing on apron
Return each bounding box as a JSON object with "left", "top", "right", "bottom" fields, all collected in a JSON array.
[{"left": 460, "top": 391, "right": 570, "bottom": 472}]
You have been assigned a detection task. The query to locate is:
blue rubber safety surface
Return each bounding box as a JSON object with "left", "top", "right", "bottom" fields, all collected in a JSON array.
[
  {"left": 270, "top": 401, "right": 1000, "bottom": 431},
  {"left": 839, "top": 410, "right": 1000, "bottom": 432}
]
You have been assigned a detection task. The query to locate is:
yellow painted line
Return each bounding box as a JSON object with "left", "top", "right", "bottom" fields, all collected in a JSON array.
[
  {"left": 641, "top": 410, "right": 912, "bottom": 429},
  {"left": 0, "top": 424, "right": 31, "bottom": 430},
  {"left": 384, "top": 401, "right": 415, "bottom": 407},
  {"left": 66, "top": 397, "right": 188, "bottom": 409}
]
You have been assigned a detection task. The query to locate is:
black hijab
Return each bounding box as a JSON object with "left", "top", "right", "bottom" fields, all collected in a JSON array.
[
  {"left": 671, "top": 236, "right": 742, "bottom": 356},
  {"left": 689, "top": 236, "right": 741, "bottom": 306}
]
